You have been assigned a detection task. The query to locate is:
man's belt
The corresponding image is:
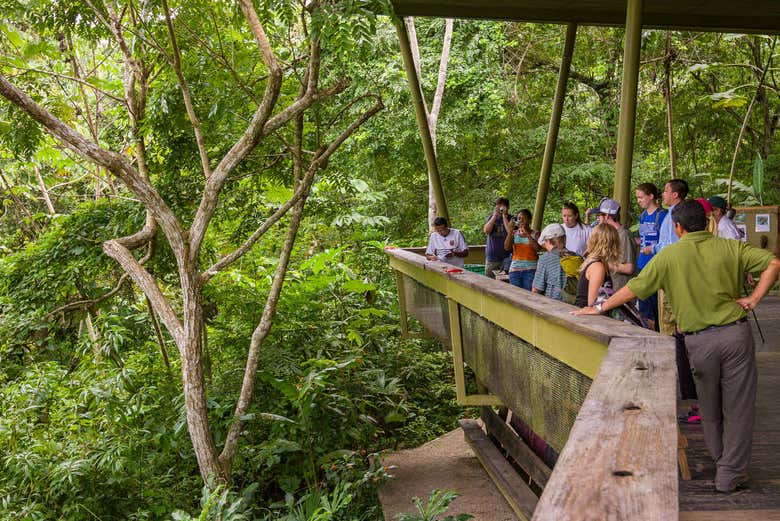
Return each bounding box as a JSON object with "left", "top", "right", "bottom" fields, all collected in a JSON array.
[{"left": 683, "top": 317, "right": 747, "bottom": 336}]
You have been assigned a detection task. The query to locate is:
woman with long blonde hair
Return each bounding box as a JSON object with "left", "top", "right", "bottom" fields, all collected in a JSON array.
[{"left": 575, "top": 223, "right": 621, "bottom": 307}]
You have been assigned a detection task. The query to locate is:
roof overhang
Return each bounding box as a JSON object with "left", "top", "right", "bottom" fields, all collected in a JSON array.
[{"left": 389, "top": 1, "right": 780, "bottom": 34}]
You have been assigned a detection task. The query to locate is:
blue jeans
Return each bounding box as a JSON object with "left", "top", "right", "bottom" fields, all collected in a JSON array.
[{"left": 509, "top": 269, "right": 536, "bottom": 290}]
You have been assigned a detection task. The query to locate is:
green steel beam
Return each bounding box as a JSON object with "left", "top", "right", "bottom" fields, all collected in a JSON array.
[
  {"left": 613, "top": 0, "right": 643, "bottom": 224},
  {"left": 533, "top": 23, "right": 577, "bottom": 231},
  {"left": 448, "top": 298, "right": 504, "bottom": 406},
  {"left": 393, "top": 16, "right": 450, "bottom": 223}
]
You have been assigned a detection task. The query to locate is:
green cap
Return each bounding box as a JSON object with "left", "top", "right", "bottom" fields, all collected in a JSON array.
[{"left": 708, "top": 196, "right": 728, "bottom": 211}]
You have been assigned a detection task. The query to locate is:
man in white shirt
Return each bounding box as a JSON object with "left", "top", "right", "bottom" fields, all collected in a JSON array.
[
  {"left": 425, "top": 217, "right": 469, "bottom": 268},
  {"left": 708, "top": 196, "right": 741, "bottom": 240}
]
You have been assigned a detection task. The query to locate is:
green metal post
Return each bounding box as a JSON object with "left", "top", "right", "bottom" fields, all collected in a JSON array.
[
  {"left": 393, "top": 16, "right": 450, "bottom": 223},
  {"left": 533, "top": 23, "right": 577, "bottom": 231},
  {"left": 614, "top": 0, "right": 643, "bottom": 224}
]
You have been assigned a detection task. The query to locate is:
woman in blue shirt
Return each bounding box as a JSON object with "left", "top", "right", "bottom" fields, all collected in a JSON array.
[{"left": 635, "top": 182, "right": 667, "bottom": 330}]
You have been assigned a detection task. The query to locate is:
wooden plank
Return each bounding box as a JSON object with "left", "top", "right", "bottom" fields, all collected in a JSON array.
[
  {"left": 681, "top": 510, "right": 780, "bottom": 521},
  {"left": 680, "top": 479, "right": 780, "bottom": 511},
  {"left": 482, "top": 406, "right": 552, "bottom": 488},
  {"left": 532, "top": 336, "right": 678, "bottom": 521},
  {"left": 460, "top": 419, "right": 539, "bottom": 521}
]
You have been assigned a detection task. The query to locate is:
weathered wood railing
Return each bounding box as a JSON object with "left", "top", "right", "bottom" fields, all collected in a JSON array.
[{"left": 386, "top": 246, "right": 678, "bottom": 521}]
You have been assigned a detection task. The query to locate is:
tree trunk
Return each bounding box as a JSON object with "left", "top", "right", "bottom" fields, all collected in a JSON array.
[
  {"left": 406, "top": 17, "right": 453, "bottom": 229},
  {"left": 180, "top": 273, "right": 225, "bottom": 483},
  {"left": 34, "top": 165, "right": 56, "bottom": 215},
  {"left": 663, "top": 31, "right": 677, "bottom": 178}
]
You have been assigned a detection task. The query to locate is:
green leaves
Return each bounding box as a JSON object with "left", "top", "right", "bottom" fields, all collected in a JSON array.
[
  {"left": 341, "top": 279, "right": 376, "bottom": 293},
  {"left": 754, "top": 153, "right": 764, "bottom": 205},
  {"left": 709, "top": 88, "right": 748, "bottom": 109},
  {"left": 395, "top": 489, "right": 473, "bottom": 521}
]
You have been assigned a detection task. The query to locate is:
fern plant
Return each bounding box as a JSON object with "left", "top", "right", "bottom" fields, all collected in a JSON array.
[{"left": 395, "top": 490, "right": 473, "bottom": 521}]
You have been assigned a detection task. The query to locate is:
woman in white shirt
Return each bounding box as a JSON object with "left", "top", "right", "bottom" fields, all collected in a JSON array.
[{"left": 562, "top": 202, "right": 591, "bottom": 256}]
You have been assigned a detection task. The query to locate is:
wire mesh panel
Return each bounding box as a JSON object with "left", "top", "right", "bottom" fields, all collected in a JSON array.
[
  {"left": 402, "top": 274, "right": 450, "bottom": 343},
  {"left": 459, "top": 305, "right": 592, "bottom": 453}
]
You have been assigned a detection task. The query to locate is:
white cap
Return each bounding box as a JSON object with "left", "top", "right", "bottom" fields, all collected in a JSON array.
[{"left": 538, "top": 223, "right": 566, "bottom": 243}]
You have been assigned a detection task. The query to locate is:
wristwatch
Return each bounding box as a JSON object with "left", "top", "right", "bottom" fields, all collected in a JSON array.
[{"left": 595, "top": 302, "right": 604, "bottom": 313}]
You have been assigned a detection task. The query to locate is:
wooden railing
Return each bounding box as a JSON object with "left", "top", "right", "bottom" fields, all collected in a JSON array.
[{"left": 386, "top": 246, "right": 678, "bottom": 521}]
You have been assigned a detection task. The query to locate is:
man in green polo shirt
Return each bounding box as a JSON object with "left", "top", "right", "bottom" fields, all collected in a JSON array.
[{"left": 574, "top": 200, "right": 780, "bottom": 493}]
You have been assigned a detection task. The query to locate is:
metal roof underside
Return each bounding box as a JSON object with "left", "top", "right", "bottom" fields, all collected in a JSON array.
[{"left": 389, "top": 1, "right": 780, "bottom": 34}]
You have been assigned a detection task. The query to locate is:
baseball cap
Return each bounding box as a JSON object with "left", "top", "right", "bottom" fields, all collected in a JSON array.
[
  {"left": 597, "top": 197, "right": 621, "bottom": 216},
  {"left": 538, "top": 223, "right": 566, "bottom": 243},
  {"left": 708, "top": 196, "right": 728, "bottom": 211},
  {"left": 696, "top": 197, "right": 713, "bottom": 214}
]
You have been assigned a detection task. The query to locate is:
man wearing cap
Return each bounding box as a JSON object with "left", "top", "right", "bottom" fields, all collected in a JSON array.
[
  {"left": 574, "top": 200, "right": 780, "bottom": 493},
  {"left": 532, "top": 223, "right": 578, "bottom": 301},
  {"left": 709, "top": 196, "right": 741, "bottom": 240},
  {"left": 595, "top": 197, "right": 636, "bottom": 292}
]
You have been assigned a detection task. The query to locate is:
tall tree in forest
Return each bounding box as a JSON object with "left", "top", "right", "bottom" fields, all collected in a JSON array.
[
  {"left": 0, "top": 0, "right": 384, "bottom": 485},
  {"left": 405, "top": 17, "right": 454, "bottom": 227}
]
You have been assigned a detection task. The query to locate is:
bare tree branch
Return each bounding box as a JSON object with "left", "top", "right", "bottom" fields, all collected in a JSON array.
[
  {"left": 0, "top": 168, "right": 41, "bottom": 236},
  {"left": 161, "top": 0, "right": 212, "bottom": 178},
  {"left": 1, "top": 63, "right": 126, "bottom": 104},
  {"left": 199, "top": 173, "right": 314, "bottom": 283},
  {"left": 103, "top": 239, "right": 184, "bottom": 345},
  {"left": 727, "top": 37, "right": 777, "bottom": 204},
  {"left": 147, "top": 296, "right": 172, "bottom": 373},
  {"left": 34, "top": 164, "right": 56, "bottom": 215},
  {"left": 188, "top": 48, "right": 346, "bottom": 264},
  {"left": 45, "top": 273, "right": 130, "bottom": 318},
  {"left": 429, "top": 18, "right": 453, "bottom": 132},
  {"left": 0, "top": 73, "right": 186, "bottom": 254},
  {"left": 217, "top": 97, "right": 383, "bottom": 469}
]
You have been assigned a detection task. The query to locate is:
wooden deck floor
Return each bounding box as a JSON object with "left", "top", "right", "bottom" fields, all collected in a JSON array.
[{"left": 679, "top": 295, "right": 780, "bottom": 519}]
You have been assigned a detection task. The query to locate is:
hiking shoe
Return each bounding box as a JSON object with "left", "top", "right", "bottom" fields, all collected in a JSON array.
[{"left": 715, "top": 480, "right": 748, "bottom": 493}]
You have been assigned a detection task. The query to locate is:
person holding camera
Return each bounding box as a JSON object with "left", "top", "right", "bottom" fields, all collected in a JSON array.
[
  {"left": 483, "top": 197, "right": 513, "bottom": 278},
  {"left": 504, "top": 208, "right": 540, "bottom": 290}
]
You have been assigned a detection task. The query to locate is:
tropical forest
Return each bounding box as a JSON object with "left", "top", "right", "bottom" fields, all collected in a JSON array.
[{"left": 1, "top": 0, "right": 779, "bottom": 519}]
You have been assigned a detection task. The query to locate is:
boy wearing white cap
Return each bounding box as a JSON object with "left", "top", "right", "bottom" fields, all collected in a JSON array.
[{"left": 533, "top": 223, "right": 581, "bottom": 302}]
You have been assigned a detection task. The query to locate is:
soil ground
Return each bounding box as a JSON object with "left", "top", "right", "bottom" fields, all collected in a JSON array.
[{"left": 378, "top": 425, "right": 517, "bottom": 521}]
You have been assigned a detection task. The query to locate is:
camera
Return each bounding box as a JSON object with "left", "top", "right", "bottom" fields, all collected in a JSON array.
[{"left": 499, "top": 207, "right": 505, "bottom": 213}]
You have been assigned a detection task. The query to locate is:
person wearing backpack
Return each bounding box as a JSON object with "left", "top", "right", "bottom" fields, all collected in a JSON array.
[
  {"left": 532, "top": 223, "right": 582, "bottom": 302},
  {"left": 635, "top": 183, "right": 667, "bottom": 330}
]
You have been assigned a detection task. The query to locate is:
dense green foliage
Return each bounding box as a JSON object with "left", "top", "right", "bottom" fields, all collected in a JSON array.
[{"left": 1, "top": 1, "right": 779, "bottom": 518}]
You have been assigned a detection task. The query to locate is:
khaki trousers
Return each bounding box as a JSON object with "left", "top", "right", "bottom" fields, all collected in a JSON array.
[
  {"left": 685, "top": 320, "right": 756, "bottom": 491},
  {"left": 658, "top": 288, "right": 676, "bottom": 335}
]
